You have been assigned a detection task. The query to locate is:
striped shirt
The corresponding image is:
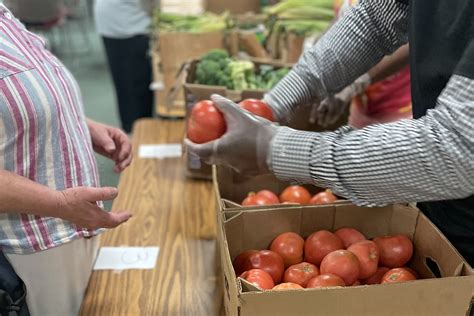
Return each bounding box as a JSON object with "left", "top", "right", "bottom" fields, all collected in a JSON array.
[
  {"left": 0, "top": 5, "right": 101, "bottom": 254},
  {"left": 265, "top": 0, "right": 474, "bottom": 206}
]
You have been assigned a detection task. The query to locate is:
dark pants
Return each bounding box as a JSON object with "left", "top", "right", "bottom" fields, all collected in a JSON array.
[
  {"left": 0, "top": 252, "right": 29, "bottom": 316},
  {"left": 102, "top": 35, "right": 153, "bottom": 133}
]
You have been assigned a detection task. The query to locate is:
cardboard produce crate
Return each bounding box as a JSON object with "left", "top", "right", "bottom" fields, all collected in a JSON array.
[
  {"left": 213, "top": 165, "right": 348, "bottom": 210},
  {"left": 183, "top": 58, "right": 348, "bottom": 179},
  {"left": 217, "top": 204, "right": 474, "bottom": 316},
  {"left": 153, "top": 31, "right": 227, "bottom": 118}
]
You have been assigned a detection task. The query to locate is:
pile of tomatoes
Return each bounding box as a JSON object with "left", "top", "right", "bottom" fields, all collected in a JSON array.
[
  {"left": 242, "top": 186, "right": 339, "bottom": 206},
  {"left": 234, "top": 228, "right": 417, "bottom": 291}
]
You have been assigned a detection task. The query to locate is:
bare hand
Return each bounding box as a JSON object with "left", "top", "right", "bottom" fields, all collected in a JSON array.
[
  {"left": 87, "top": 120, "right": 133, "bottom": 173},
  {"left": 56, "top": 186, "right": 132, "bottom": 229}
]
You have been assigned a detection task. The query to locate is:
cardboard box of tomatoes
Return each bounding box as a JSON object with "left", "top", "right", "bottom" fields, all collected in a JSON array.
[
  {"left": 216, "top": 204, "right": 474, "bottom": 316},
  {"left": 213, "top": 165, "right": 349, "bottom": 210}
]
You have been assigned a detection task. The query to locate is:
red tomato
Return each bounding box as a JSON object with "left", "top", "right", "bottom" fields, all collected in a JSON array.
[
  {"left": 270, "top": 232, "right": 305, "bottom": 267},
  {"left": 233, "top": 250, "right": 259, "bottom": 275},
  {"left": 309, "top": 190, "right": 338, "bottom": 205},
  {"left": 306, "top": 273, "right": 346, "bottom": 288},
  {"left": 272, "top": 282, "right": 304, "bottom": 291},
  {"left": 403, "top": 267, "right": 420, "bottom": 279},
  {"left": 283, "top": 262, "right": 320, "bottom": 287},
  {"left": 347, "top": 240, "right": 380, "bottom": 279},
  {"left": 334, "top": 227, "right": 367, "bottom": 249},
  {"left": 381, "top": 268, "right": 417, "bottom": 284},
  {"left": 351, "top": 280, "right": 361, "bottom": 286},
  {"left": 304, "top": 230, "right": 344, "bottom": 265},
  {"left": 256, "top": 190, "right": 280, "bottom": 204},
  {"left": 240, "top": 269, "right": 275, "bottom": 290},
  {"left": 362, "top": 267, "right": 390, "bottom": 285},
  {"left": 320, "top": 250, "right": 360, "bottom": 286},
  {"left": 373, "top": 235, "right": 414, "bottom": 268},
  {"left": 279, "top": 186, "right": 312, "bottom": 205},
  {"left": 241, "top": 250, "right": 285, "bottom": 284},
  {"left": 187, "top": 100, "right": 226, "bottom": 144},
  {"left": 239, "top": 99, "right": 274, "bottom": 121},
  {"left": 241, "top": 193, "right": 273, "bottom": 206}
]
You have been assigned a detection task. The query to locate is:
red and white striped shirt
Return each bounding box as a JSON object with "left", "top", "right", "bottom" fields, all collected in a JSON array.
[{"left": 0, "top": 4, "right": 101, "bottom": 254}]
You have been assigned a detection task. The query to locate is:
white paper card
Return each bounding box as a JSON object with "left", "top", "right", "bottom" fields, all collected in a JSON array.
[
  {"left": 93, "top": 247, "right": 160, "bottom": 270},
  {"left": 138, "top": 144, "right": 182, "bottom": 159}
]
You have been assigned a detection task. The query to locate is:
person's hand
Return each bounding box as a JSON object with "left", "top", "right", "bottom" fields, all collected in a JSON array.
[
  {"left": 87, "top": 120, "right": 133, "bottom": 173},
  {"left": 184, "top": 95, "right": 281, "bottom": 175},
  {"left": 56, "top": 186, "right": 132, "bottom": 230},
  {"left": 310, "top": 73, "right": 372, "bottom": 126}
]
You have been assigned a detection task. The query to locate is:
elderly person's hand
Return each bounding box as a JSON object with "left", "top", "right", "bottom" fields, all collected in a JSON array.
[
  {"left": 185, "top": 95, "right": 284, "bottom": 175},
  {"left": 87, "top": 119, "right": 133, "bottom": 173}
]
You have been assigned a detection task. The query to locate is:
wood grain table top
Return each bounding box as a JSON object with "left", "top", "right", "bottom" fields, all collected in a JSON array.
[{"left": 80, "top": 119, "right": 222, "bottom": 316}]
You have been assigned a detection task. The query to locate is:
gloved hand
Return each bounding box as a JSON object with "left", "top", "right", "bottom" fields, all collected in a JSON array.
[
  {"left": 310, "top": 73, "right": 372, "bottom": 126},
  {"left": 184, "top": 95, "right": 281, "bottom": 175}
]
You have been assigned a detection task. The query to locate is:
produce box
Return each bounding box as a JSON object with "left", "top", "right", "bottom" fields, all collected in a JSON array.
[
  {"left": 206, "top": 0, "right": 261, "bottom": 14},
  {"left": 217, "top": 204, "right": 474, "bottom": 316},
  {"left": 213, "top": 165, "right": 348, "bottom": 210},
  {"left": 152, "top": 31, "right": 227, "bottom": 117}
]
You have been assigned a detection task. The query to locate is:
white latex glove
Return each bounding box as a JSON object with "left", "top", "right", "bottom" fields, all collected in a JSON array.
[
  {"left": 310, "top": 73, "right": 372, "bottom": 126},
  {"left": 184, "top": 95, "right": 282, "bottom": 175}
]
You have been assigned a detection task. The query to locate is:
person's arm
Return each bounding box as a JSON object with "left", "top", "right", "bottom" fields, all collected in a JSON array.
[
  {"left": 265, "top": 0, "right": 409, "bottom": 123},
  {"left": 368, "top": 44, "right": 409, "bottom": 83},
  {"left": 311, "top": 44, "right": 410, "bottom": 126},
  {"left": 271, "top": 74, "right": 474, "bottom": 205},
  {"left": 0, "top": 169, "right": 132, "bottom": 229},
  {"left": 87, "top": 119, "right": 133, "bottom": 173}
]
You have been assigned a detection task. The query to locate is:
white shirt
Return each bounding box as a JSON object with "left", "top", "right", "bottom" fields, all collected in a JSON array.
[{"left": 94, "top": 0, "right": 151, "bottom": 38}]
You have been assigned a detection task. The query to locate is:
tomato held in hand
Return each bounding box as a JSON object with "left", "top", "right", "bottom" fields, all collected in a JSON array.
[
  {"left": 233, "top": 250, "right": 259, "bottom": 275},
  {"left": 381, "top": 267, "right": 417, "bottom": 284},
  {"left": 306, "top": 273, "right": 346, "bottom": 288},
  {"left": 304, "top": 230, "right": 344, "bottom": 265},
  {"left": 241, "top": 193, "right": 274, "bottom": 206},
  {"left": 309, "top": 190, "right": 338, "bottom": 205},
  {"left": 241, "top": 250, "right": 285, "bottom": 284},
  {"left": 240, "top": 269, "right": 275, "bottom": 290},
  {"left": 283, "top": 262, "right": 320, "bottom": 287},
  {"left": 280, "top": 186, "right": 312, "bottom": 205},
  {"left": 347, "top": 240, "right": 380, "bottom": 279},
  {"left": 239, "top": 99, "right": 275, "bottom": 121},
  {"left": 272, "top": 282, "right": 304, "bottom": 291},
  {"left": 187, "top": 100, "right": 226, "bottom": 144},
  {"left": 362, "top": 267, "right": 390, "bottom": 285},
  {"left": 334, "top": 227, "right": 367, "bottom": 249},
  {"left": 270, "top": 232, "right": 305, "bottom": 267},
  {"left": 320, "top": 250, "right": 360, "bottom": 286},
  {"left": 373, "top": 235, "right": 414, "bottom": 268}
]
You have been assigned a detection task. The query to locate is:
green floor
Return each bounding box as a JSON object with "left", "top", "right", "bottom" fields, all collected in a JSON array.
[{"left": 53, "top": 16, "right": 122, "bottom": 209}]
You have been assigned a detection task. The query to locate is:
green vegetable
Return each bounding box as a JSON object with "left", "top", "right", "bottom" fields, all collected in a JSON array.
[
  {"left": 153, "top": 11, "right": 230, "bottom": 33},
  {"left": 194, "top": 50, "right": 290, "bottom": 90}
]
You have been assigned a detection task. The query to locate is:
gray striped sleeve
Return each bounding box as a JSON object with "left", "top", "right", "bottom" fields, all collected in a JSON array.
[
  {"left": 270, "top": 75, "right": 474, "bottom": 206},
  {"left": 265, "top": 0, "right": 409, "bottom": 123}
]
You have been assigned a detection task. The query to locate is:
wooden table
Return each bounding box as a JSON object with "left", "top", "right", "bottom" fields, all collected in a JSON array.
[{"left": 80, "top": 119, "right": 222, "bottom": 315}]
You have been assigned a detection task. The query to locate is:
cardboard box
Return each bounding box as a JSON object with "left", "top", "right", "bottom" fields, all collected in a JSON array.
[
  {"left": 213, "top": 165, "right": 348, "bottom": 210},
  {"left": 153, "top": 31, "right": 227, "bottom": 117},
  {"left": 206, "top": 0, "right": 260, "bottom": 14},
  {"left": 218, "top": 204, "right": 474, "bottom": 316}
]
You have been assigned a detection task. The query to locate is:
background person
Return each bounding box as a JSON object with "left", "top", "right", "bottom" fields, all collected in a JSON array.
[{"left": 94, "top": 0, "right": 159, "bottom": 133}]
